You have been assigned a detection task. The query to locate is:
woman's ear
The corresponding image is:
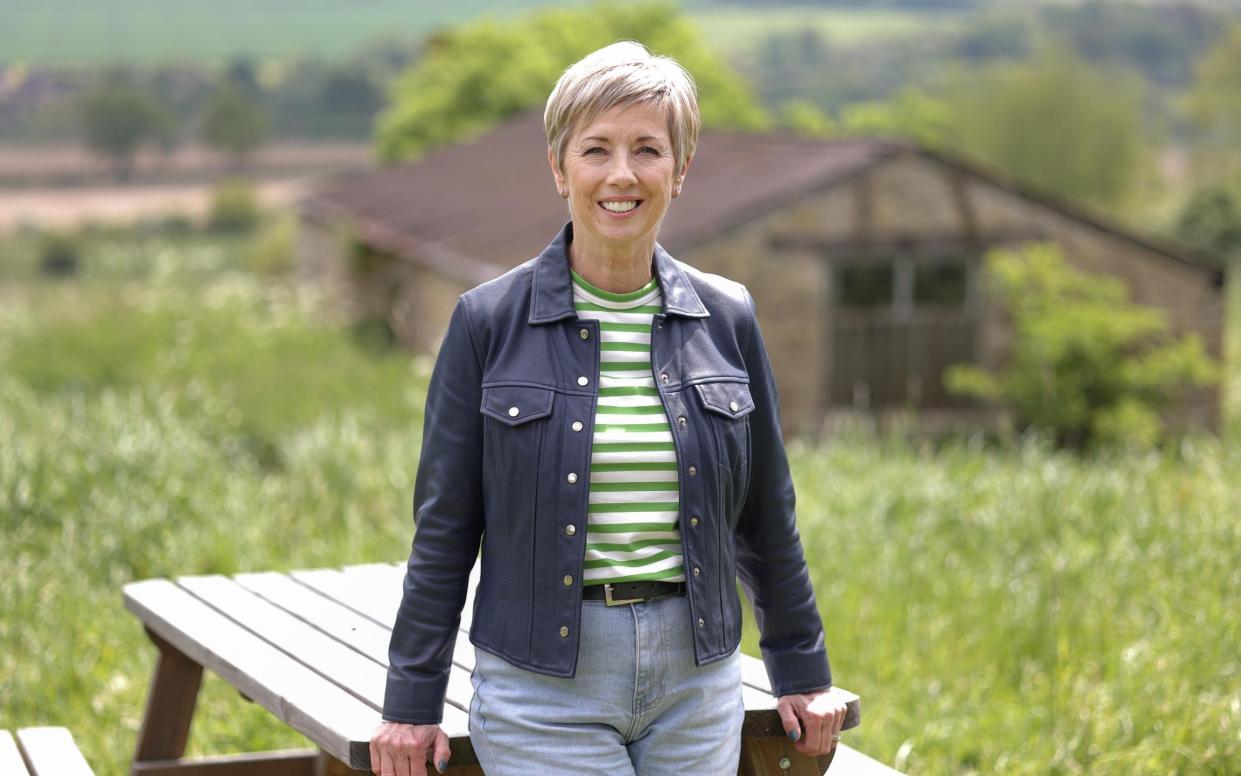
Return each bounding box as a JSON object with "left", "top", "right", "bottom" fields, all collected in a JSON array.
[{"left": 547, "top": 146, "right": 567, "bottom": 198}]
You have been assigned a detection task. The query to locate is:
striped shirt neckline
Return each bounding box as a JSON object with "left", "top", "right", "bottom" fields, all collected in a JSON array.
[{"left": 571, "top": 270, "right": 684, "bottom": 586}]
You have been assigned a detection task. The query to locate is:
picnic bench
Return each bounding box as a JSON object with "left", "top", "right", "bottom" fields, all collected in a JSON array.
[
  {"left": 1, "top": 727, "right": 95, "bottom": 776},
  {"left": 123, "top": 562, "right": 870, "bottom": 775}
]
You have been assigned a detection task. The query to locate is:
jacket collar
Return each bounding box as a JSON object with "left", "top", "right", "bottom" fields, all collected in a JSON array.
[{"left": 528, "top": 221, "right": 710, "bottom": 325}]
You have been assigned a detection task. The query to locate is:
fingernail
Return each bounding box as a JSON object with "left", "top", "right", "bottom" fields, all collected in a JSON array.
[
  {"left": 437, "top": 760, "right": 447, "bottom": 773},
  {"left": 788, "top": 729, "right": 800, "bottom": 742}
]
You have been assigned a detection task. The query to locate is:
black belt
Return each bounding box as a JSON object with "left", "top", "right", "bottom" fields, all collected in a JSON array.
[{"left": 582, "top": 581, "right": 686, "bottom": 606}]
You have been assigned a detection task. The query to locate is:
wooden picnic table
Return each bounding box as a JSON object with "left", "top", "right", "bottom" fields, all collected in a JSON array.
[{"left": 123, "top": 562, "right": 864, "bottom": 775}]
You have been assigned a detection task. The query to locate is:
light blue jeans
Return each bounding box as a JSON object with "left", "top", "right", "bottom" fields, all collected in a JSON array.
[{"left": 468, "top": 593, "right": 744, "bottom": 775}]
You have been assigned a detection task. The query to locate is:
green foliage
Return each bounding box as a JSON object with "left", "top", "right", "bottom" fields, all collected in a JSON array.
[
  {"left": 207, "top": 179, "right": 262, "bottom": 232},
  {"left": 1174, "top": 180, "right": 1241, "bottom": 263},
  {"left": 200, "top": 82, "right": 271, "bottom": 166},
  {"left": 75, "top": 81, "right": 175, "bottom": 180},
  {"left": 836, "top": 87, "right": 953, "bottom": 147},
  {"left": 944, "top": 243, "right": 1220, "bottom": 450},
  {"left": 1188, "top": 23, "right": 1241, "bottom": 141},
  {"left": 939, "top": 43, "right": 1151, "bottom": 211},
  {"left": 245, "top": 214, "right": 299, "bottom": 275},
  {"left": 37, "top": 230, "right": 83, "bottom": 278},
  {"left": 778, "top": 99, "right": 836, "bottom": 137},
  {"left": 375, "top": 1, "right": 770, "bottom": 162}
]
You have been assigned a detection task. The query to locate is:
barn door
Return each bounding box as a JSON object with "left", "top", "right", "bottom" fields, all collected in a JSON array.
[{"left": 829, "top": 256, "right": 979, "bottom": 409}]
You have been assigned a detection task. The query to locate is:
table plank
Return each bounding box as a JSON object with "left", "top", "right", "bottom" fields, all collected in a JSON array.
[
  {"left": 196, "top": 571, "right": 471, "bottom": 735},
  {"left": 15, "top": 727, "right": 93, "bottom": 776},
  {"left": 176, "top": 576, "right": 387, "bottom": 708},
  {"left": 290, "top": 567, "right": 480, "bottom": 716},
  {"left": 123, "top": 578, "right": 376, "bottom": 767},
  {"left": 0, "top": 731, "right": 31, "bottom": 776}
]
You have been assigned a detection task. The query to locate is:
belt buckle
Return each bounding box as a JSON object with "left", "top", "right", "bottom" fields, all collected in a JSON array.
[{"left": 603, "top": 583, "right": 643, "bottom": 607}]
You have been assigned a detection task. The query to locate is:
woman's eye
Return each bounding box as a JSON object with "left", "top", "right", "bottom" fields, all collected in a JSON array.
[
  {"left": 638, "top": 146, "right": 660, "bottom": 155},
  {"left": 584, "top": 147, "right": 605, "bottom": 155}
]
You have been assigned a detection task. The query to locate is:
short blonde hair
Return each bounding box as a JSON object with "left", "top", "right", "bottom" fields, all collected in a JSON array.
[{"left": 545, "top": 41, "right": 700, "bottom": 177}]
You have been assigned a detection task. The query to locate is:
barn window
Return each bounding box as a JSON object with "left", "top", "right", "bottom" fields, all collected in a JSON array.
[
  {"left": 913, "top": 260, "right": 967, "bottom": 306},
  {"left": 838, "top": 264, "right": 894, "bottom": 308}
]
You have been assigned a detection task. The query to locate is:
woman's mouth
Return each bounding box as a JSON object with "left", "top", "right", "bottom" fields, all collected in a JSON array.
[{"left": 599, "top": 200, "right": 642, "bottom": 216}]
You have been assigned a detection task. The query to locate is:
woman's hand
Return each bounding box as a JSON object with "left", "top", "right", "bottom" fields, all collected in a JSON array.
[
  {"left": 776, "top": 689, "right": 848, "bottom": 757},
  {"left": 370, "top": 721, "right": 450, "bottom": 776}
]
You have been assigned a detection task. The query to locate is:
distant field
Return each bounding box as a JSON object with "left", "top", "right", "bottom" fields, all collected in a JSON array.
[
  {"left": 0, "top": 0, "right": 973, "bottom": 66},
  {"left": 0, "top": 0, "right": 598, "bottom": 65},
  {"left": 692, "top": 5, "right": 966, "bottom": 51}
]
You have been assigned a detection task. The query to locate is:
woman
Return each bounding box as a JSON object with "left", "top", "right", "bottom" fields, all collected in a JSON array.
[{"left": 371, "top": 41, "right": 845, "bottom": 776}]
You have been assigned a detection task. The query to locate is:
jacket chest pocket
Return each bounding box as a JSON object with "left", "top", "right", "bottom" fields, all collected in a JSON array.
[
  {"left": 695, "top": 381, "right": 754, "bottom": 524},
  {"left": 481, "top": 384, "right": 556, "bottom": 478}
]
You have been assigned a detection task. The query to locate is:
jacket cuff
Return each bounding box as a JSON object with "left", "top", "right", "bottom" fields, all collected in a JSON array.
[
  {"left": 764, "top": 646, "right": 832, "bottom": 698},
  {"left": 382, "top": 666, "right": 449, "bottom": 726}
]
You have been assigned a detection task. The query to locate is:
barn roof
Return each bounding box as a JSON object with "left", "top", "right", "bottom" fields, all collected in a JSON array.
[{"left": 302, "top": 109, "right": 1222, "bottom": 284}]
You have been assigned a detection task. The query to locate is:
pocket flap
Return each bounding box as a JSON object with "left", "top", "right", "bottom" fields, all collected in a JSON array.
[
  {"left": 695, "top": 381, "right": 755, "bottom": 419},
  {"left": 481, "top": 385, "right": 556, "bottom": 425}
]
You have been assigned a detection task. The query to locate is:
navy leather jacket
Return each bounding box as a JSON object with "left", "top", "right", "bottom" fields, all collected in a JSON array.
[{"left": 383, "top": 222, "right": 831, "bottom": 724}]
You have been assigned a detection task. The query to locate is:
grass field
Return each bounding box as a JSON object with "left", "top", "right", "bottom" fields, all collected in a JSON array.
[
  {"left": 0, "top": 0, "right": 598, "bottom": 65},
  {"left": 0, "top": 0, "right": 967, "bottom": 66},
  {"left": 1, "top": 229, "right": 1239, "bottom": 774}
]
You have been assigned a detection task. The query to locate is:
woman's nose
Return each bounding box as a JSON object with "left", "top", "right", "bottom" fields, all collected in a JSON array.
[{"left": 605, "top": 154, "right": 637, "bottom": 187}]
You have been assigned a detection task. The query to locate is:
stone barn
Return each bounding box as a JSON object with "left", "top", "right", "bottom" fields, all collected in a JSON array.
[{"left": 298, "top": 110, "right": 1226, "bottom": 437}]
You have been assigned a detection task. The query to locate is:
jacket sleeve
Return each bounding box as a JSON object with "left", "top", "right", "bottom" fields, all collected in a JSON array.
[
  {"left": 733, "top": 288, "right": 833, "bottom": 697},
  {"left": 382, "top": 297, "right": 486, "bottom": 724}
]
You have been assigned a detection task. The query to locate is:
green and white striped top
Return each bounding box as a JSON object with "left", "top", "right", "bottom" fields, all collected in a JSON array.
[{"left": 571, "top": 268, "right": 685, "bottom": 586}]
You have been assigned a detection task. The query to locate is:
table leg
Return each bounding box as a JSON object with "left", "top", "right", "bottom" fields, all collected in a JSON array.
[
  {"left": 134, "top": 628, "right": 204, "bottom": 763},
  {"left": 738, "top": 737, "right": 836, "bottom": 775}
]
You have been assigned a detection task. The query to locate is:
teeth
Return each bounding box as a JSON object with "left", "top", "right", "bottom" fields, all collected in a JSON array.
[{"left": 601, "top": 201, "right": 638, "bottom": 213}]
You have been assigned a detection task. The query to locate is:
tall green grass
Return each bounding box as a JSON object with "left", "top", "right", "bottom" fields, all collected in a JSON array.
[{"left": 1, "top": 234, "right": 1238, "bottom": 774}]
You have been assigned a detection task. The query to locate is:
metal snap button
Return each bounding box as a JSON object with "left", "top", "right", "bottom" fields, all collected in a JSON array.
[
  {"left": 729, "top": 401, "right": 739, "bottom": 412},
  {"left": 559, "top": 626, "right": 569, "bottom": 637},
  {"left": 690, "top": 516, "right": 699, "bottom": 527},
  {"left": 565, "top": 524, "right": 576, "bottom": 536},
  {"left": 697, "top": 618, "right": 705, "bottom": 628},
  {"left": 572, "top": 421, "right": 583, "bottom": 432},
  {"left": 677, "top": 416, "right": 687, "bottom": 426},
  {"left": 577, "top": 376, "right": 589, "bottom": 387},
  {"left": 688, "top": 465, "right": 697, "bottom": 477},
  {"left": 508, "top": 406, "right": 519, "bottom": 417},
  {"left": 567, "top": 472, "right": 578, "bottom": 484},
  {"left": 563, "top": 575, "right": 573, "bottom": 586},
  {"left": 579, "top": 328, "right": 589, "bottom": 340},
  {"left": 660, "top": 373, "right": 669, "bottom": 384},
  {"left": 693, "top": 567, "right": 701, "bottom": 576}
]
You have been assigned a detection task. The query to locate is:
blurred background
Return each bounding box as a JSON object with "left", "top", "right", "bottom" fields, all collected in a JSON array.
[{"left": 2, "top": 0, "right": 1239, "bottom": 774}]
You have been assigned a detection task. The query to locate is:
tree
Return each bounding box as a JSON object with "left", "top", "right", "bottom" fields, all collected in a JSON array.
[
  {"left": 1187, "top": 23, "right": 1241, "bottom": 142},
  {"left": 836, "top": 87, "right": 953, "bottom": 148},
  {"left": 939, "top": 44, "right": 1152, "bottom": 212},
  {"left": 375, "top": 1, "right": 769, "bottom": 163},
  {"left": 1174, "top": 182, "right": 1241, "bottom": 264},
  {"left": 201, "top": 82, "right": 270, "bottom": 169},
  {"left": 944, "top": 243, "right": 1219, "bottom": 450},
  {"left": 76, "top": 82, "right": 173, "bottom": 181}
]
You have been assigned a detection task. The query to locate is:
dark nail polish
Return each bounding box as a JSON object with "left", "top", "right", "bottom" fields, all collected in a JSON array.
[
  {"left": 437, "top": 760, "right": 447, "bottom": 773},
  {"left": 788, "top": 729, "right": 799, "bottom": 742}
]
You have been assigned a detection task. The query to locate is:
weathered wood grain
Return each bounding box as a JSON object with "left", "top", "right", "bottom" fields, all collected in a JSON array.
[{"left": 124, "top": 579, "right": 376, "bottom": 767}]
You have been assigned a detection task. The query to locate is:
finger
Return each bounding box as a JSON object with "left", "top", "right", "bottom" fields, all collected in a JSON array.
[
  {"left": 800, "top": 708, "right": 825, "bottom": 755},
  {"left": 370, "top": 737, "right": 381, "bottom": 776},
  {"left": 408, "top": 751, "right": 425, "bottom": 776},
  {"left": 431, "top": 729, "right": 452, "bottom": 773},
  {"left": 380, "top": 750, "right": 396, "bottom": 776},
  {"left": 393, "top": 748, "right": 412, "bottom": 776},
  {"left": 777, "top": 699, "right": 802, "bottom": 743}
]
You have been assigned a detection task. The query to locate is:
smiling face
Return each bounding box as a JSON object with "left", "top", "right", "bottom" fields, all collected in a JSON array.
[{"left": 548, "top": 100, "right": 688, "bottom": 262}]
